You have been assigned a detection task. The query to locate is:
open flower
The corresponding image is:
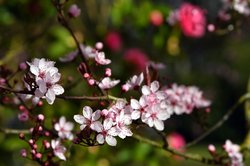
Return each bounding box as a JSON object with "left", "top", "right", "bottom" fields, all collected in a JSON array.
[
  {"left": 54, "top": 116, "right": 74, "bottom": 140},
  {"left": 96, "top": 119, "right": 117, "bottom": 146},
  {"left": 51, "top": 139, "right": 67, "bottom": 161},
  {"left": 98, "top": 77, "right": 120, "bottom": 90},
  {"left": 122, "top": 73, "right": 144, "bottom": 91},
  {"left": 95, "top": 52, "right": 111, "bottom": 65},
  {"left": 73, "top": 106, "right": 102, "bottom": 131}
]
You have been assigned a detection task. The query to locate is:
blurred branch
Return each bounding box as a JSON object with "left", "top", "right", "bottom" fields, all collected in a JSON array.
[
  {"left": 186, "top": 93, "right": 250, "bottom": 148},
  {"left": 133, "top": 133, "right": 220, "bottom": 165},
  {"left": 0, "top": 128, "right": 29, "bottom": 134}
]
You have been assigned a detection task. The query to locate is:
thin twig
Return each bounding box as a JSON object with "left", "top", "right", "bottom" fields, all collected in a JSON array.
[
  {"left": 186, "top": 93, "right": 250, "bottom": 148},
  {"left": 0, "top": 128, "right": 30, "bottom": 134},
  {"left": 132, "top": 133, "right": 220, "bottom": 165}
]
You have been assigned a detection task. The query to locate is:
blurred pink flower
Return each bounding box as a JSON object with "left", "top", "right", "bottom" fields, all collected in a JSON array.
[
  {"left": 179, "top": 3, "right": 206, "bottom": 38},
  {"left": 149, "top": 10, "right": 164, "bottom": 26},
  {"left": 123, "top": 48, "right": 149, "bottom": 72},
  {"left": 68, "top": 4, "right": 81, "bottom": 18},
  {"left": 167, "top": 132, "right": 186, "bottom": 150},
  {"left": 105, "top": 31, "right": 122, "bottom": 52}
]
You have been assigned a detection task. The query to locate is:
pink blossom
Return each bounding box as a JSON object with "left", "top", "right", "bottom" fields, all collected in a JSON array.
[
  {"left": 123, "top": 48, "right": 149, "bottom": 72},
  {"left": 18, "top": 112, "right": 29, "bottom": 121},
  {"left": 95, "top": 119, "right": 117, "bottom": 146},
  {"left": 98, "top": 77, "right": 120, "bottom": 90},
  {"left": 95, "top": 52, "right": 111, "bottom": 65},
  {"left": 149, "top": 10, "right": 164, "bottom": 26},
  {"left": 179, "top": 3, "right": 206, "bottom": 38},
  {"left": 105, "top": 31, "right": 122, "bottom": 52},
  {"left": 223, "top": 140, "right": 244, "bottom": 166},
  {"left": 167, "top": 132, "right": 186, "bottom": 150},
  {"left": 68, "top": 4, "right": 81, "bottom": 18},
  {"left": 51, "top": 139, "right": 67, "bottom": 161},
  {"left": 54, "top": 116, "right": 74, "bottom": 140},
  {"left": 73, "top": 106, "right": 102, "bottom": 131},
  {"left": 122, "top": 73, "right": 144, "bottom": 92}
]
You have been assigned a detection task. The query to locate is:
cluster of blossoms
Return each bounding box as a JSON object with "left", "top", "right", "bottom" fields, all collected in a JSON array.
[
  {"left": 51, "top": 116, "right": 74, "bottom": 160},
  {"left": 26, "top": 58, "right": 64, "bottom": 105},
  {"left": 130, "top": 81, "right": 210, "bottom": 131},
  {"left": 208, "top": 140, "right": 244, "bottom": 166},
  {"left": 167, "top": 3, "right": 206, "bottom": 38},
  {"left": 224, "top": 140, "right": 244, "bottom": 166},
  {"left": 74, "top": 101, "right": 132, "bottom": 146}
]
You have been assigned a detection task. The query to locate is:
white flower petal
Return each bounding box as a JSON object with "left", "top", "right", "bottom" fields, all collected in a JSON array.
[
  {"left": 52, "top": 84, "right": 64, "bottom": 95},
  {"left": 142, "top": 85, "right": 151, "bottom": 95},
  {"left": 73, "top": 115, "right": 85, "bottom": 124},
  {"left": 106, "top": 135, "right": 117, "bottom": 146},
  {"left": 150, "top": 81, "right": 159, "bottom": 93},
  {"left": 154, "top": 119, "right": 164, "bottom": 131},
  {"left": 130, "top": 99, "right": 141, "bottom": 109},
  {"left": 96, "top": 134, "right": 105, "bottom": 144},
  {"left": 131, "top": 110, "right": 141, "bottom": 120},
  {"left": 82, "top": 106, "right": 93, "bottom": 119}
]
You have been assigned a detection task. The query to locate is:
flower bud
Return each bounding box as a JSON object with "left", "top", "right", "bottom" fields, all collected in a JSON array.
[{"left": 68, "top": 4, "right": 81, "bottom": 18}]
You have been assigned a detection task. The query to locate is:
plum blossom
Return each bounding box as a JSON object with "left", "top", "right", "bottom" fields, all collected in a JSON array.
[
  {"left": 130, "top": 97, "right": 147, "bottom": 120},
  {"left": 34, "top": 71, "right": 64, "bottom": 104},
  {"left": 98, "top": 77, "right": 120, "bottom": 90},
  {"left": 54, "top": 116, "right": 74, "bottom": 140},
  {"left": 95, "top": 52, "right": 111, "bottom": 65},
  {"left": 141, "top": 104, "right": 170, "bottom": 131},
  {"left": 110, "top": 110, "right": 133, "bottom": 139},
  {"left": 164, "top": 84, "right": 211, "bottom": 115},
  {"left": 27, "top": 58, "right": 64, "bottom": 105},
  {"left": 122, "top": 73, "right": 144, "bottom": 92},
  {"left": 223, "top": 140, "right": 244, "bottom": 166},
  {"left": 95, "top": 119, "right": 117, "bottom": 146},
  {"left": 51, "top": 139, "right": 67, "bottom": 161},
  {"left": 73, "top": 106, "right": 102, "bottom": 131}
]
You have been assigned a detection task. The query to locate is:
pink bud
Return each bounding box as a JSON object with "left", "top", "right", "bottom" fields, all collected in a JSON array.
[
  {"left": 20, "top": 149, "right": 27, "bottom": 157},
  {"left": 35, "top": 153, "right": 42, "bottom": 159},
  {"left": 44, "top": 131, "right": 50, "bottom": 137},
  {"left": 105, "top": 68, "right": 112, "bottom": 77},
  {"left": 68, "top": 4, "right": 81, "bottom": 18},
  {"left": 83, "top": 73, "right": 90, "bottom": 79},
  {"left": 88, "top": 79, "right": 95, "bottom": 86},
  {"left": 38, "top": 126, "right": 43, "bottom": 132},
  {"left": 208, "top": 144, "right": 216, "bottom": 154},
  {"left": 122, "top": 84, "right": 130, "bottom": 92},
  {"left": 29, "top": 139, "right": 34, "bottom": 145},
  {"left": 19, "top": 62, "right": 27, "bottom": 70},
  {"left": 43, "top": 140, "right": 50, "bottom": 149},
  {"left": 207, "top": 24, "right": 215, "bottom": 32},
  {"left": 37, "top": 114, "right": 44, "bottom": 121},
  {"left": 95, "top": 42, "right": 103, "bottom": 50},
  {"left": 33, "top": 144, "right": 38, "bottom": 149}
]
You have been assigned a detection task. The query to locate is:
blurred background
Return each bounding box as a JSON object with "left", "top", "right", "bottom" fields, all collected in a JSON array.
[{"left": 0, "top": 0, "right": 250, "bottom": 165}]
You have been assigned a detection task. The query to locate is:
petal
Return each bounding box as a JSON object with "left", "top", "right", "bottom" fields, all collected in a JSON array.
[
  {"left": 157, "top": 110, "right": 170, "bottom": 121},
  {"left": 54, "top": 123, "right": 60, "bottom": 131},
  {"left": 55, "top": 152, "right": 66, "bottom": 161},
  {"left": 139, "top": 96, "right": 147, "bottom": 107},
  {"left": 103, "top": 119, "right": 113, "bottom": 130},
  {"left": 96, "top": 134, "right": 105, "bottom": 144},
  {"left": 52, "top": 84, "right": 64, "bottom": 95},
  {"left": 80, "top": 124, "right": 87, "bottom": 130},
  {"left": 59, "top": 116, "right": 66, "bottom": 126},
  {"left": 154, "top": 119, "right": 164, "bottom": 131},
  {"left": 34, "top": 89, "right": 44, "bottom": 98},
  {"left": 46, "top": 88, "right": 56, "bottom": 105},
  {"left": 141, "top": 85, "right": 151, "bottom": 95},
  {"left": 37, "top": 80, "right": 47, "bottom": 93},
  {"left": 73, "top": 115, "right": 85, "bottom": 124},
  {"left": 150, "top": 81, "right": 159, "bottom": 93},
  {"left": 92, "top": 110, "right": 101, "bottom": 121},
  {"left": 130, "top": 99, "right": 141, "bottom": 109},
  {"left": 91, "top": 121, "right": 102, "bottom": 132},
  {"left": 105, "top": 135, "right": 117, "bottom": 146},
  {"left": 30, "top": 66, "right": 39, "bottom": 76},
  {"left": 131, "top": 110, "right": 140, "bottom": 120},
  {"left": 82, "top": 106, "right": 93, "bottom": 119},
  {"left": 65, "top": 122, "right": 74, "bottom": 130}
]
